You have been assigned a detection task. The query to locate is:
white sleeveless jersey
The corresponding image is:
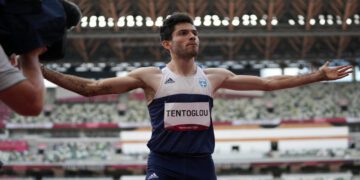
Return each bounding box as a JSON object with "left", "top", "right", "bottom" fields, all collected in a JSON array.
[
  {"left": 147, "top": 66, "right": 215, "bottom": 154},
  {"left": 154, "top": 66, "right": 213, "bottom": 99}
]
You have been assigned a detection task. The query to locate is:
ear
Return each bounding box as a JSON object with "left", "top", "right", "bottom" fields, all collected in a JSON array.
[{"left": 161, "top": 40, "right": 171, "bottom": 50}]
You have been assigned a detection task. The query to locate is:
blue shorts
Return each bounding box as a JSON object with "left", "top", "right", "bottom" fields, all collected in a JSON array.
[{"left": 145, "top": 151, "right": 217, "bottom": 180}]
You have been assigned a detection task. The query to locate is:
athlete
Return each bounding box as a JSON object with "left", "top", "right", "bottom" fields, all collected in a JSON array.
[{"left": 41, "top": 12, "right": 353, "bottom": 180}]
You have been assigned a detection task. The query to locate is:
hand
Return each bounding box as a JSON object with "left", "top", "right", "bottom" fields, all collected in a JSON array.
[
  {"left": 319, "top": 61, "right": 353, "bottom": 80},
  {"left": 23, "top": 47, "right": 48, "bottom": 58},
  {"left": 19, "top": 47, "right": 47, "bottom": 64}
]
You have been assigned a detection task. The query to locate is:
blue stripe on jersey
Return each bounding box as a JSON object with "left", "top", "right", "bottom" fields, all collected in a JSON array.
[{"left": 147, "top": 94, "right": 215, "bottom": 154}]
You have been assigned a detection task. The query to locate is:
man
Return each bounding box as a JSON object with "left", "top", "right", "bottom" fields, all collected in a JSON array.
[
  {"left": 0, "top": 45, "right": 46, "bottom": 116},
  {"left": 41, "top": 13, "right": 352, "bottom": 180}
]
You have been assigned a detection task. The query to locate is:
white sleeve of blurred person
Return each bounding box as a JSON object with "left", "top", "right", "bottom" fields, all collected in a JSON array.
[{"left": 0, "top": 45, "right": 47, "bottom": 116}]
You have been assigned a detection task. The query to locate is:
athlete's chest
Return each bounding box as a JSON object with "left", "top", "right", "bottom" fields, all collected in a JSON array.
[{"left": 162, "top": 75, "right": 210, "bottom": 94}]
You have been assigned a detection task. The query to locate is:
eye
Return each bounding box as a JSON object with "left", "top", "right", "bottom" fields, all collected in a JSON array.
[{"left": 179, "top": 30, "right": 188, "bottom": 36}]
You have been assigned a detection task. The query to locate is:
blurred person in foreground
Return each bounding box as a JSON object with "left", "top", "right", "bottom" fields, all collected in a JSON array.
[
  {"left": 0, "top": 45, "right": 46, "bottom": 116},
  {"left": 0, "top": 0, "right": 81, "bottom": 116},
  {"left": 41, "top": 12, "right": 353, "bottom": 180}
]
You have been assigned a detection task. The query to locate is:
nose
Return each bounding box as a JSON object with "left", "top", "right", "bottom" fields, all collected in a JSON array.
[{"left": 189, "top": 33, "right": 196, "bottom": 40}]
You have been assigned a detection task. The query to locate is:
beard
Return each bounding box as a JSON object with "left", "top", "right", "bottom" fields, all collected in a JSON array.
[{"left": 174, "top": 46, "right": 198, "bottom": 59}]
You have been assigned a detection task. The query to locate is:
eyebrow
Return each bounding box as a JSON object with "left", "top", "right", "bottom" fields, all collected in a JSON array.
[{"left": 176, "top": 29, "right": 198, "bottom": 33}]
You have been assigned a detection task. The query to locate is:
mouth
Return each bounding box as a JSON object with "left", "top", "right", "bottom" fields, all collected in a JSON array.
[{"left": 187, "top": 43, "right": 198, "bottom": 46}]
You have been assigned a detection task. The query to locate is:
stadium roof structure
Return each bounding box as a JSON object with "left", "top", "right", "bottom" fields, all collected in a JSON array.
[{"left": 63, "top": 0, "right": 360, "bottom": 66}]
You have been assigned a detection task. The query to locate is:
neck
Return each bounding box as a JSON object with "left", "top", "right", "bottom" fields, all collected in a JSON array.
[{"left": 167, "top": 57, "right": 196, "bottom": 76}]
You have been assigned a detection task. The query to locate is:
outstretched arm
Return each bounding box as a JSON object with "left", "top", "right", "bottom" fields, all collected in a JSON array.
[
  {"left": 41, "top": 65, "right": 145, "bottom": 97},
  {"left": 211, "top": 62, "right": 352, "bottom": 91}
]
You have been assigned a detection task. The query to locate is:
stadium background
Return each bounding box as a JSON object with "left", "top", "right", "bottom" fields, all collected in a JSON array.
[{"left": 1, "top": 0, "right": 360, "bottom": 179}]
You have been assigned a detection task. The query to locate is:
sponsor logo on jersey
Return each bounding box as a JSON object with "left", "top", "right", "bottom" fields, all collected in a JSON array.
[
  {"left": 147, "top": 172, "right": 159, "bottom": 179},
  {"left": 165, "top": 78, "right": 175, "bottom": 84}
]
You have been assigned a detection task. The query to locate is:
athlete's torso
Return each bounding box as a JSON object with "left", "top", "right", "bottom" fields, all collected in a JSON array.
[{"left": 147, "top": 66, "right": 215, "bottom": 154}]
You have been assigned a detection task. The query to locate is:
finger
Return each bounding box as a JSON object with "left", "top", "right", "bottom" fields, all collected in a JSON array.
[
  {"left": 9, "top": 54, "right": 18, "bottom": 67},
  {"left": 335, "top": 65, "right": 349, "bottom": 70},
  {"left": 338, "top": 66, "right": 353, "bottom": 73},
  {"left": 337, "top": 73, "right": 350, "bottom": 79},
  {"left": 10, "top": 53, "right": 16, "bottom": 60},
  {"left": 34, "top": 47, "right": 48, "bottom": 55},
  {"left": 323, "top": 61, "right": 330, "bottom": 67},
  {"left": 339, "top": 70, "right": 353, "bottom": 76}
]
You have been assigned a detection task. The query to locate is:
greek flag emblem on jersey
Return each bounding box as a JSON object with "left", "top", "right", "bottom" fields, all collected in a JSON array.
[{"left": 199, "top": 78, "right": 207, "bottom": 88}]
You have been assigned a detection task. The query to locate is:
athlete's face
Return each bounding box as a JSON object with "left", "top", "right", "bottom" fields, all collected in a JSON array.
[{"left": 166, "top": 23, "right": 199, "bottom": 59}]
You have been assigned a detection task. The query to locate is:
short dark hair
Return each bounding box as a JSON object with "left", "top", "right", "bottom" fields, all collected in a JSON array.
[{"left": 160, "top": 12, "right": 194, "bottom": 41}]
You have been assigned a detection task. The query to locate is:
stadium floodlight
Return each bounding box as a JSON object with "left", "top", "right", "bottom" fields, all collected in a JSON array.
[
  {"left": 136, "top": 21, "right": 143, "bottom": 27},
  {"left": 260, "top": 19, "right": 267, "bottom": 26},
  {"left": 346, "top": 18, "right": 352, "bottom": 25},
  {"left": 136, "top": 16, "right": 143, "bottom": 27},
  {"left": 204, "top": 15, "right": 211, "bottom": 20},
  {"left": 336, "top": 19, "right": 342, "bottom": 25},
  {"left": 242, "top": 14, "right": 250, "bottom": 21},
  {"left": 127, "top": 20, "right": 135, "bottom": 27},
  {"left": 203, "top": 19, "right": 211, "bottom": 26},
  {"left": 243, "top": 20, "right": 250, "bottom": 26},
  {"left": 222, "top": 19, "right": 229, "bottom": 26},
  {"left": 126, "top": 15, "right": 135, "bottom": 27},
  {"left": 155, "top": 16, "right": 163, "bottom": 27},
  {"left": 81, "top": 21, "right": 88, "bottom": 28},
  {"left": 309, "top": 18, "right": 316, "bottom": 25},
  {"left": 107, "top": 18, "right": 114, "bottom": 27},
  {"left": 117, "top": 16, "right": 125, "bottom": 27},
  {"left": 232, "top": 17, "right": 240, "bottom": 26},
  {"left": 251, "top": 20, "right": 257, "bottom": 26},
  {"left": 298, "top": 19, "right": 305, "bottom": 25},
  {"left": 126, "top": 15, "right": 134, "bottom": 21},
  {"left": 145, "top": 17, "right": 154, "bottom": 27},
  {"left": 81, "top": 16, "right": 88, "bottom": 28},
  {"left": 271, "top": 18, "right": 278, "bottom": 26},
  {"left": 212, "top": 15, "right": 220, "bottom": 20},
  {"left": 136, "top": 16, "right": 143, "bottom": 21},
  {"left": 297, "top": 15, "right": 304, "bottom": 20},
  {"left": 288, "top": 19, "right": 295, "bottom": 26},
  {"left": 213, "top": 19, "right": 221, "bottom": 26},
  {"left": 89, "top": 15, "right": 97, "bottom": 28},
  {"left": 327, "top": 19, "right": 334, "bottom": 25},
  {"left": 194, "top": 16, "right": 202, "bottom": 26},
  {"left": 319, "top": 19, "right": 326, "bottom": 25},
  {"left": 355, "top": 19, "right": 360, "bottom": 25},
  {"left": 250, "top": 14, "right": 257, "bottom": 21},
  {"left": 98, "top": 16, "right": 106, "bottom": 28}
]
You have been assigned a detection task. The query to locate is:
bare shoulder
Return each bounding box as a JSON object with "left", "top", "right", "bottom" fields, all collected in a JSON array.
[
  {"left": 128, "top": 66, "right": 162, "bottom": 90},
  {"left": 128, "top": 66, "right": 162, "bottom": 78},
  {"left": 204, "top": 67, "right": 234, "bottom": 77},
  {"left": 203, "top": 68, "right": 235, "bottom": 91}
]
